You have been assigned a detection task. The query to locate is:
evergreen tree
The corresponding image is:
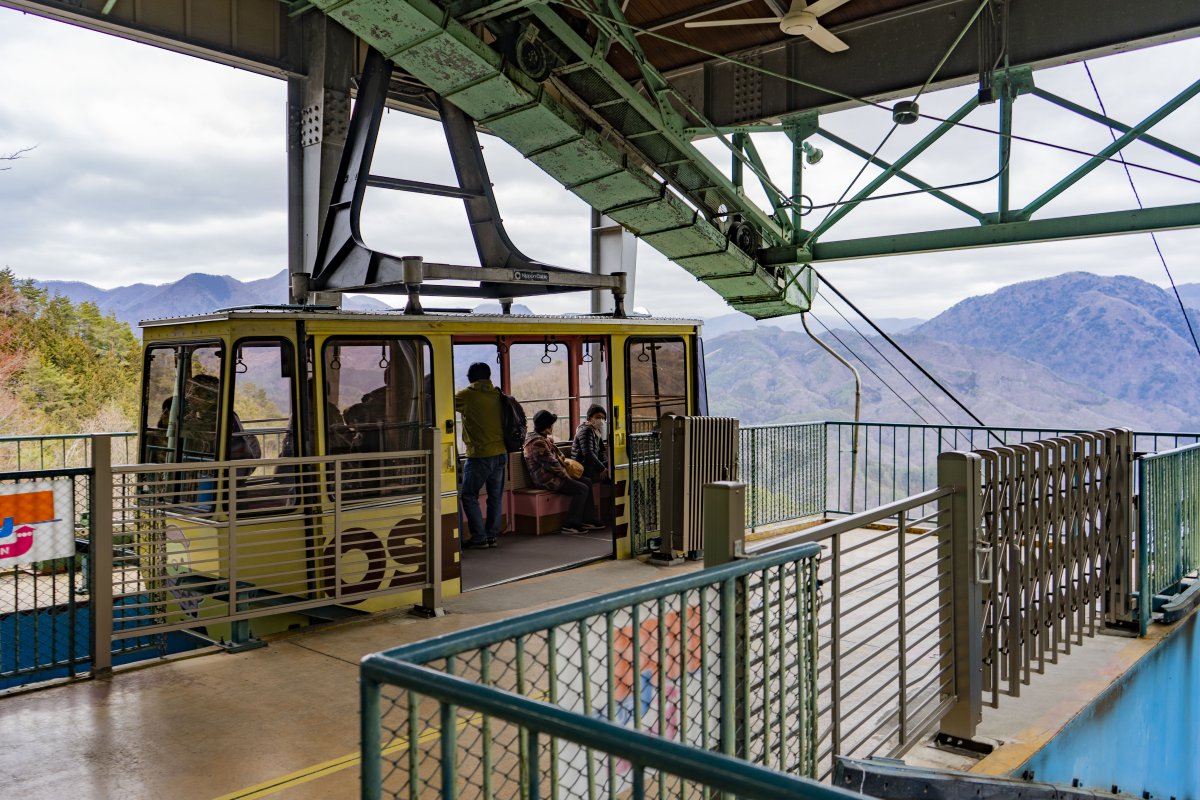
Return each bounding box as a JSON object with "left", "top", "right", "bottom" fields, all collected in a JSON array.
[{"left": 0, "top": 269, "right": 141, "bottom": 435}]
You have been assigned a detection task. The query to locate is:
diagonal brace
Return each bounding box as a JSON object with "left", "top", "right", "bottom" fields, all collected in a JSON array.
[
  {"left": 1020, "top": 77, "right": 1200, "bottom": 219},
  {"left": 1030, "top": 86, "right": 1200, "bottom": 170},
  {"left": 807, "top": 95, "right": 981, "bottom": 242},
  {"left": 739, "top": 134, "right": 791, "bottom": 229},
  {"left": 816, "top": 128, "right": 986, "bottom": 223}
]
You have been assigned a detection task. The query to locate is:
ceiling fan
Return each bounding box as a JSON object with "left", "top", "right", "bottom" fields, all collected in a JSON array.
[{"left": 684, "top": 0, "right": 855, "bottom": 53}]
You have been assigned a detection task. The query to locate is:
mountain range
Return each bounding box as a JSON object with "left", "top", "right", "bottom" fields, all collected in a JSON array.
[
  {"left": 28, "top": 268, "right": 1200, "bottom": 431},
  {"left": 701, "top": 311, "right": 924, "bottom": 340},
  {"left": 33, "top": 269, "right": 390, "bottom": 329},
  {"left": 705, "top": 274, "right": 1200, "bottom": 431}
]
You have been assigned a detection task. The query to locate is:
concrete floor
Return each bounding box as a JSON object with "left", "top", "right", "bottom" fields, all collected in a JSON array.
[
  {"left": 0, "top": 558, "right": 701, "bottom": 800},
  {"left": 0, "top": 551, "right": 1174, "bottom": 800}
]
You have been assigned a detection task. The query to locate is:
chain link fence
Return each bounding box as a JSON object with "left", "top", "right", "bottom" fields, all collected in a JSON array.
[
  {"left": 362, "top": 541, "right": 824, "bottom": 798},
  {"left": 1, "top": 469, "right": 92, "bottom": 690}
]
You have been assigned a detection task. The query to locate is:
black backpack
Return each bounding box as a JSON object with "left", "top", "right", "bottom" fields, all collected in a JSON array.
[{"left": 499, "top": 393, "right": 528, "bottom": 453}]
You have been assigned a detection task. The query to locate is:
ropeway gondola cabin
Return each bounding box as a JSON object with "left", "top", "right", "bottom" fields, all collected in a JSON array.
[{"left": 136, "top": 306, "right": 707, "bottom": 639}]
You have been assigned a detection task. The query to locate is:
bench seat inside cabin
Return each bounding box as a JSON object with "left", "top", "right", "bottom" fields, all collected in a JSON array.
[{"left": 472, "top": 451, "right": 605, "bottom": 537}]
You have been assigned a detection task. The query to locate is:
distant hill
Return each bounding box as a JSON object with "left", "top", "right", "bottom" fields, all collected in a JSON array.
[
  {"left": 707, "top": 272, "right": 1200, "bottom": 431},
  {"left": 915, "top": 273, "right": 1200, "bottom": 423},
  {"left": 34, "top": 269, "right": 391, "bottom": 331},
  {"left": 702, "top": 312, "right": 923, "bottom": 340},
  {"left": 1174, "top": 283, "right": 1200, "bottom": 315}
]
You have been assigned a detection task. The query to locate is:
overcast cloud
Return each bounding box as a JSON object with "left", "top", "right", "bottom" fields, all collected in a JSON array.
[{"left": 0, "top": 9, "right": 1196, "bottom": 321}]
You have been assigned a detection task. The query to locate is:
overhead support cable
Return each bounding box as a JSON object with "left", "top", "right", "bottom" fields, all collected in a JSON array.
[
  {"left": 806, "top": 313, "right": 939, "bottom": 429},
  {"left": 912, "top": 111, "right": 1200, "bottom": 186},
  {"left": 818, "top": 294, "right": 958, "bottom": 428},
  {"left": 1083, "top": 63, "right": 1200, "bottom": 363},
  {"left": 805, "top": 314, "right": 968, "bottom": 455},
  {"left": 813, "top": 270, "right": 1006, "bottom": 447}
]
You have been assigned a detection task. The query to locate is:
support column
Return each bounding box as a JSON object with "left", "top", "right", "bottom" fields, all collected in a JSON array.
[
  {"left": 590, "top": 210, "right": 636, "bottom": 314},
  {"left": 936, "top": 451, "right": 988, "bottom": 749},
  {"left": 89, "top": 435, "right": 113, "bottom": 679},
  {"left": 287, "top": 15, "right": 355, "bottom": 304}
]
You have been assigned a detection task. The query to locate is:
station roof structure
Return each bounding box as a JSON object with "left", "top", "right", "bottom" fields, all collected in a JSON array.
[
  {"left": 4, "top": 0, "right": 1199, "bottom": 318},
  {"left": 4, "top": 0, "right": 1196, "bottom": 120}
]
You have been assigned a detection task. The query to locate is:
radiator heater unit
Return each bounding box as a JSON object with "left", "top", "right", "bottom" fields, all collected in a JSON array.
[{"left": 657, "top": 415, "right": 740, "bottom": 561}]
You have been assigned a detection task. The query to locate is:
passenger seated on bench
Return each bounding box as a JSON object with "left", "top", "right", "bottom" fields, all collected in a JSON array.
[
  {"left": 572, "top": 404, "right": 610, "bottom": 483},
  {"left": 523, "top": 410, "right": 603, "bottom": 535}
]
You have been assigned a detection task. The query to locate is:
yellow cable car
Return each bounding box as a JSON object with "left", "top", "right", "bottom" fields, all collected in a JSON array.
[{"left": 137, "top": 307, "right": 706, "bottom": 637}]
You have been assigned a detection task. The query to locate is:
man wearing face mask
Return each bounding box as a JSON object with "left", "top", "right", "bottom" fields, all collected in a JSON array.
[{"left": 572, "top": 405, "right": 609, "bottom": 483}]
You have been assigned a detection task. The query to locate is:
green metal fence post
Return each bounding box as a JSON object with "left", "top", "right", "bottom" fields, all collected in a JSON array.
[
  {"left": 719, "top": 577, "right": 737, "bottom": 760},
  {"left": 936, "top": 451, "right": 984, "bottom": 745},
  {"left": 89, "top": 434, "right": 113, "bottom": 678},
  {"left": 360, "top": 673, "right": 382, "bottom": 800}
]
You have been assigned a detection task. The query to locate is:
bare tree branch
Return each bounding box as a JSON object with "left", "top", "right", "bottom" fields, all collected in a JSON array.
[{"left": 1, "top": 145, "right": 36, "bottom": 171}]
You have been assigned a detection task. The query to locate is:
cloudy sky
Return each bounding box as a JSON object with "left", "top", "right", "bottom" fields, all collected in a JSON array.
[{"left": 0, "top": 8, "right": 1197, "bottom": 321}]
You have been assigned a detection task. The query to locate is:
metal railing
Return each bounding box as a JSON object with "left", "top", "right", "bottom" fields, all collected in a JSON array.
[
  {"left": 974, "top": 430, "right": 1134, "bottom": 705},
  {"left": 0, "top": 432, "right": 137, "bottom": 472},
  {"left": 744, "top": 481, "right": 963, "bottom": 774},
  {"left": 361, "top": 539, "right": 828, "bottom": 798},
  {"left": 89, "top": 433, "right": 442, "bottom": 671},
  {"left": 824, "top": 422, "right": 1197, "bottom": 516},
  {"left": 740, "top": 423, "right": 826, "bottom": 529},
  {"left": 1138, "top": 441, "right": 1200, "bottom": 633},
  {"left": 625, "top": 422, "right": 1197, "bottom": 555},
  {"left": 627, "top": 432, "right": 660, "bottom": 554}
]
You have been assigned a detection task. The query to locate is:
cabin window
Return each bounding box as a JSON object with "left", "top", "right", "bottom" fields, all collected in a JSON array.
[
  {"left": 577, "top": 338, "right": 609, "bottom": 426},
  {"left": 626, "top": 338, "right": 688, "bottom": 433},
  {"left": 322, "top": 337, "right": 433, "bottom": 455},
  {"left": 510, "top": 340, "right": 570, "bottom": 439},
  {"left": 452, "top": 342, "right": 501, "bottom": 455},
  {"left": 228, "top": 339, "right": 295, "bottom": 494},
  {"left": 141, "top": 342, "right": 225, "bottom": 464}
]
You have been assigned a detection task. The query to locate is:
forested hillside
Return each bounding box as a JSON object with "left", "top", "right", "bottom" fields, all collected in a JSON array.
[
  {"left": 0, "top": 269, "right": 141, "bottom": 435},
  {"left": 707, "top": 273, "right": 1200, "bottom": 431},
  {"left": 914, "top": 273, "right": 1200, "bottom": 422}
]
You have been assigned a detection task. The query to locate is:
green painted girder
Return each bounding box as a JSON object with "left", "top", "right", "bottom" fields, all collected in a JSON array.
[
  {"left": 757, "top": 201, "right": 1200, "bottom": 265},
  {"left": 305, "top": 0, "right": 809, "bottom": 319}
]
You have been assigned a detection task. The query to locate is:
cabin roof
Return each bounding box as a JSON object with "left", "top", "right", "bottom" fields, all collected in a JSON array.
[{"left": 138, "top": 305, "right": 705, "bottom": 329}]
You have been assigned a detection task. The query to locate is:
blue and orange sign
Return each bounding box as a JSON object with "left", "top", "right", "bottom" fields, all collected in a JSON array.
[{"left": 0, "top": 482, "right": 71, "bottom": 567}]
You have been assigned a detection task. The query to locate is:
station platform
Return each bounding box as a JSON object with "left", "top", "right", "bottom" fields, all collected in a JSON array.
[
  {"left": 0, "top": 552, "right": 1172, "bottom": 800},
  {"left": 2, "top": 558, "right": 698, "bottom": 799}
]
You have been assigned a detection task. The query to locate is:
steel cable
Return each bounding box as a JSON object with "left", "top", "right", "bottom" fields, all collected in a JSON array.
[{"left": 1083, "top": 62, "right": 1200, "bottom": 363}]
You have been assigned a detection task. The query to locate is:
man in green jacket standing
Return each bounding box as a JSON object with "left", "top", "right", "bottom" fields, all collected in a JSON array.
[{"left": 455, "top": 362, "right": 507, "bottom": 548}]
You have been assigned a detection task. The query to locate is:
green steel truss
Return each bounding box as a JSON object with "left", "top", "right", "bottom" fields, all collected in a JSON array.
[{"left": 306, "top": 1, "right": 1200, "bottom": 317}]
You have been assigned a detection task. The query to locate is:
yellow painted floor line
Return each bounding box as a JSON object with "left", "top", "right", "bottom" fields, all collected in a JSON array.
[
  {"left": 217, "top": 684, "right": 552, "bottom": 799},
  {"left": 214, "top": 712, "right": 483, "bottom": 799}
]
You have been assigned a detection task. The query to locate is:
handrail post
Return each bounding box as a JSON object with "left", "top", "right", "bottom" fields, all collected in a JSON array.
[
  {"left": 936, "top": 451, "right": 984, "bottom": 745},
  {"left": 89, "top": 434, "right": 114, "bottom": 679},
  {"left": 1137, "top": 454, "right": 1150, "bottom": 635},
  {"left": 1107, "top": 428, "right": 1135, "bottom": 626},
  {"left": 418, "top": 427, "right": 444, "bottom": 616},
  {"left": 704, "top": 482, "right": 746, "bottom": 568},
  {"left": 361, "top": 670, "right": 383, "bottom": 800}
]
